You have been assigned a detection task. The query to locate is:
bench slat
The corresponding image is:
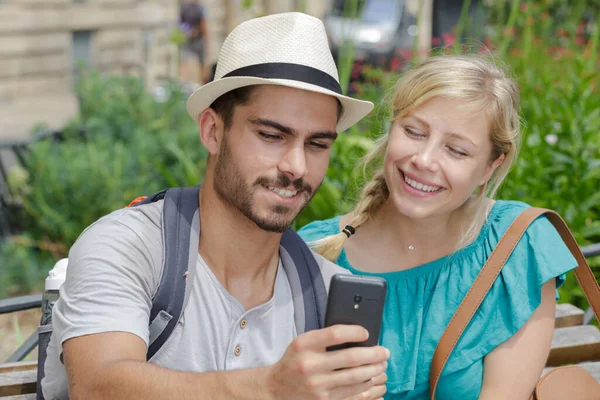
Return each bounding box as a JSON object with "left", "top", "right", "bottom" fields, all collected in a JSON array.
[
  {"left": 555, "top": 303, "right": 585, "bottom": 328},
  {"left": 548, "top": 325, "right": 600, "bottom": 367},
  {"left": 578, "top": 361, "right": 600, "bottom": 383},
  {"left": 0, "top": 369, "right": 36, "bottom": 397},
  {"left": 0, "top": 363, "right": 37, "bottom": 374}
]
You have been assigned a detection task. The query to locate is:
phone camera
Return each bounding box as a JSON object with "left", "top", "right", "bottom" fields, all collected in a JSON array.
[{"left": 353, "top": 295, "right": 362, "bottom": 303}]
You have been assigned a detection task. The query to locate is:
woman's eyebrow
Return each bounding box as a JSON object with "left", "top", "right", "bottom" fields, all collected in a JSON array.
[{"left": 408, "top": 114, "right": 477, "bottom": 148}]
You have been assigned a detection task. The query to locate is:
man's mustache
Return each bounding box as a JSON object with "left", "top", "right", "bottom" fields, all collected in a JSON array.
[{"left": 255, "top": 174, "right": 313, "bottom": 195}]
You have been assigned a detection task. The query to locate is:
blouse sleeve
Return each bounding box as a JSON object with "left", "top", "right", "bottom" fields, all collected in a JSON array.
[
  {"left": 297, "top": 217, "right": 341, "bottom": 244},
  {"left": 444, "top": 214, "right": 578, "bottom": 374}
]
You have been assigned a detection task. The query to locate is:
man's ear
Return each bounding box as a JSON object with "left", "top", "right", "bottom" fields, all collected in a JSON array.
[
  {"left": 480, "top": 153, "right": 505, "bottom": 186},
  {"left": 198, "top": 108, "right": 223, "bottom": 155}
]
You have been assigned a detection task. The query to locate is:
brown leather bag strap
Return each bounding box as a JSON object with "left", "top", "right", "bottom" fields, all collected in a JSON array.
[{"left": 429, "top": 207, "right": 600, "bottom": 400}]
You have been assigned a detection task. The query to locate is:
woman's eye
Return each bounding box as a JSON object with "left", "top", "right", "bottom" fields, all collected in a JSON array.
[
  {"left": 405, "top": 127, "right": 424, "bottom": 138},
  {"left": 448, "top": 147, "right": 469, "bottom": 157}
]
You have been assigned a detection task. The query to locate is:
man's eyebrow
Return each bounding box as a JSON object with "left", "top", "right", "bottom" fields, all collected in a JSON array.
[
  {"left": 409, "top": 114, "right": 477, "bottom": 148},
  {"left": 249, "top": 118, "right": 295, "bottom": 136},
  {"left": 250, "top": 118, "right": 338, "bottom": 140},
  {"left": 310, "top": 131, "right": 338, "bottom": 140}
]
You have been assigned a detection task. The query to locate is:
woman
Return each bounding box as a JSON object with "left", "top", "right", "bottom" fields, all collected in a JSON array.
[{"left": 298, "top": 55, "right": 577, "bottom": 399}]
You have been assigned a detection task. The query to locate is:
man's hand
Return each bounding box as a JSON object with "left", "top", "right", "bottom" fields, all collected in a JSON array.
[{"left": 266, "top": 325, "right": 390, "bottom": 400}]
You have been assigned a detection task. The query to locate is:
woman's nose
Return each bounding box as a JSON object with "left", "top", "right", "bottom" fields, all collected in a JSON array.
[{"left": 411, "top": 143, "right": 439, "bottom": 172}]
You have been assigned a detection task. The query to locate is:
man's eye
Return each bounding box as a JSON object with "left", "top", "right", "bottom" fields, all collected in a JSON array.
[
  {"left": 309, "top": 141, "right": 330, "bottom": 149},
  {"left": 259, "top": 132, "right": 281, "bottom": 140}
]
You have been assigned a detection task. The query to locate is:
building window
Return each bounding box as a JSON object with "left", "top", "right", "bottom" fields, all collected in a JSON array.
[{"left": 72, "top": 30, "right": 93, "bottom": 72}]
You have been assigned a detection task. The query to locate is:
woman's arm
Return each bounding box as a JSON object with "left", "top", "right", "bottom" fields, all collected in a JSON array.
[{"left": 479, "top": 279, "right": 556, "bottom": 400}]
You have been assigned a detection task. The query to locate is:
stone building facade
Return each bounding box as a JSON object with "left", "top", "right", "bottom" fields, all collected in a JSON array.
[
  {"left": 0, "top": 0, "right": 429, "bottom": 140},
  {"left": 0, "top": 0, "right": 179, "bottom": 140}
]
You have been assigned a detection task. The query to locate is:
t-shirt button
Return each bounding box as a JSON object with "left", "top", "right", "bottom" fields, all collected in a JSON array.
[
  {"left": 240, "top": 319, "right": 247, "bottom": 329},
  {"left": 234, "top": 345, "right": 242, "bottom": 356}
]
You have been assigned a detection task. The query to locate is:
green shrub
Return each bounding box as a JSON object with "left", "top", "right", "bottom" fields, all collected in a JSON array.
[
  {"left": 2, "top": 3, "right": 599, "bottom": 307},
  {"left": 2, "top": 71, "right": 208, "bottom": 294},
  {"left": 489, "top": 1, "right": 600, "bottom": 306}
]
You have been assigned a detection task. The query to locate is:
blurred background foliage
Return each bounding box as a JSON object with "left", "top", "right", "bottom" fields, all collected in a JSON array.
[{"left": 1, "top": 0, "right": 599, "bottom": 310}]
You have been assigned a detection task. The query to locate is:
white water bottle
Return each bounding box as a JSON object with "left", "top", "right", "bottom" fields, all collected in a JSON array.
[
  {"left": 40, "top": 258, "right": 68, "bottom": 325},
  {"left": 37, "top": 258, "right": 69, "bottom": 400}
]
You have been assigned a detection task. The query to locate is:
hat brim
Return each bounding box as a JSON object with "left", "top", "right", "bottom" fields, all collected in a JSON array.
[{"left": 186, "top": 76, "right": 374, "bottom": 132}]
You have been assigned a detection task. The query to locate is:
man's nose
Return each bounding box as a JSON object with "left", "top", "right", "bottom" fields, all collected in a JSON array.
[{"left": 279, "top": 146, "right": 307, "bottom": 181}]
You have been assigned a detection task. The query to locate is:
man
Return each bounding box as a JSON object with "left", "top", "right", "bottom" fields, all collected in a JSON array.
[
  {"left": 179, "top": 1, "right": 209, "bottom": 84},
  {"left": 42, "top": 12, "right": 388, "bottom": 400}
]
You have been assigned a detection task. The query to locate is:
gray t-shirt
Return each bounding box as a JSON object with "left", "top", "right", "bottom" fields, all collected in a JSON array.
[{"left": 42, "top": 200, "right": 347, "bottom": 400}]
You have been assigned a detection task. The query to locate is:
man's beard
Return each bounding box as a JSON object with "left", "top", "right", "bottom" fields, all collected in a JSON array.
[{"left": 213, "top": 136, "right": 319, "bottom": 232}]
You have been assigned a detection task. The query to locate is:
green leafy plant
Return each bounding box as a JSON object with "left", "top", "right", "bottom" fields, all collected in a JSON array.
[
  {"left": 3, "top": 71, "right": 207, "bottom": 294},
  {"left": 2, "top": 3, "right": 599, "bottom": 311}
]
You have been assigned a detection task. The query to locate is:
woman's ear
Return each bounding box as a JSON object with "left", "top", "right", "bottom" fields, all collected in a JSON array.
[
  {"left": 198, "top": 108, "right": 223, "bottom": 155},
  {"left": 480, "top": 153, "right": 505, "bottom": 186}
]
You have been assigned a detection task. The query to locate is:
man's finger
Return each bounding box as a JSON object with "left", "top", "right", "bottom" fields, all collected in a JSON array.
[
  {"left": 353, "top": 384, "right": 387, "bottom": 400},
  {"left": 372, "top": 371, "right": 387, "bottom": 386},
  {"left": 323, "top": 346, "right": 390, "bottom": 372},
  {"left": 292, "top": 325, "right": 369, "bottom": 351},
  {"left": 323, "top": 361, "right": 388, "bottom": 390},
  {"left": 329, "top": 379, "right": 375, "bottom": 400}
]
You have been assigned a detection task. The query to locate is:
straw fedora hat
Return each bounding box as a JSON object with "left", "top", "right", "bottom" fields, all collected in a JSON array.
[{"left": 186, "top": 12, "right": 374, "bottom": 133}]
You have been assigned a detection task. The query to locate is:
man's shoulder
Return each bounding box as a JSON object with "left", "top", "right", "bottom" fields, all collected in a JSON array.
[
  {"left": 310, "top": 249, "right": 350, "bottom": 274},
  {"left": 78, "top": 199, "right": 164, "bottom": 243},
  {"left": 67, "top": 199, "right": 165, "bottom": 289},
  {"left": 309, "top": 249, "right": 351, "bottom": 293}
]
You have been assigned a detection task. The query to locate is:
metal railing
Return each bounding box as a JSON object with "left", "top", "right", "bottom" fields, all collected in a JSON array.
[
  {"left": 0, "top": 294, "right": 42, "bottom": 362},
  {"left": 2, "top": 242, "right": 600, "bottom": 363}
]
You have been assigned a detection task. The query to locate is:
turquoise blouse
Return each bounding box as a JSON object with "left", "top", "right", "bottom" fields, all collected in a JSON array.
[{"left": 298, "top": 200, "right": 577, "bottom": 400}]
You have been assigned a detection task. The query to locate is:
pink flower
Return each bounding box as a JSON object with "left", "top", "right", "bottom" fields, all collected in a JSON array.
[
  {"left": 432, "top": 37, "right": 441, "bottom": 46},
  {"left": 503, "top": 27, "right": 516, "bottom": 37},
  {"left": 400, "top": 49, "right": 412, "bottom": 60},
  {"left": 484, "top": 37, "right": 494, "bottom": 49},
  {"left": 442, "top": 32, "right": 455, "bottom": 46}
]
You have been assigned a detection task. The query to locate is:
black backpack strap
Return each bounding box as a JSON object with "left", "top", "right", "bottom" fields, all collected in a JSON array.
[
  {"left": 280, "top": 229, "right": 328, "bottom": 333},
  {"left": 133, "top": 185, "right": 326, "bottom": 358},
  {"left": 140, "top": 186, "right": 201, "bottom": 361}
]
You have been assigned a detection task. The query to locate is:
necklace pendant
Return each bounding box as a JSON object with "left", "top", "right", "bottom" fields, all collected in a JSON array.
[{"left": 408, "top": 245, "right": 415, "bottom": 251}]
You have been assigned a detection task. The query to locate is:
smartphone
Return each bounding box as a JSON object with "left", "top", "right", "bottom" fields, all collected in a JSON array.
[{"left": 324, "top": 274, "right": 387, "bottom": 351}]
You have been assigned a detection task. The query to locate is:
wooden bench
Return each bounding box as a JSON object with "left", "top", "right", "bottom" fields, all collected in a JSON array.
[
  {"left": 1, "top": 303, "right": 598, "bottom": 398},
  {"left": 0, "top": 362, "right": 36, "bottom": 398}
]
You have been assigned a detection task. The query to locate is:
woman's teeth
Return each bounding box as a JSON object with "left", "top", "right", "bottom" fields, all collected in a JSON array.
[
  {"left": 269, "top": 186, "right": 298, "bottom": 198},
  {"left": 403, "top": 175, "right": 441, "bottom": 192}
]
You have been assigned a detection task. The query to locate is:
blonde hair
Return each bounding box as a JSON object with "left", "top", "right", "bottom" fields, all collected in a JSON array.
[{"left": 311, "top": 55, "right": 521, "bottom": 262}]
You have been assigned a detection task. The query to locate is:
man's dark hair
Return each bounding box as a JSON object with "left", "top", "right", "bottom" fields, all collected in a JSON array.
[
  {"left": 209, "top": 86, "right": 344, "bottom": 131},
  {"left": 209, "top": 86, "right": 257, "bottom": 130}
]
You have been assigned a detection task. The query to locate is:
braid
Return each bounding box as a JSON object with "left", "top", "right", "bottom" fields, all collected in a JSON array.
[
  {"left": 308, "top": 170, "right": 389, "bottom": 262},
  {"left": 347, "top": 171, "right": 388, "bottom": 229}
]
